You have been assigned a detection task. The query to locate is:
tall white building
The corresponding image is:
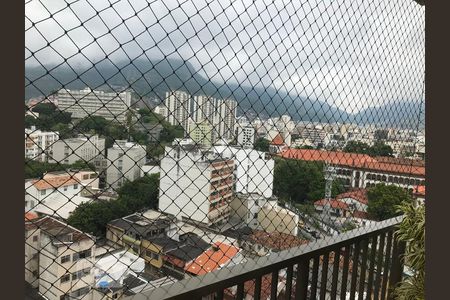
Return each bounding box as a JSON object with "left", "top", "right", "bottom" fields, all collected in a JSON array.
[
  {"left": 216, "top": 99, "right": 237, "bottom": 141},
  {"left": 106, "top": 140, "right": 147, "bottom": 189},
  {"left": 237, "top": 125, "right": 256, "bottom": 148},
  {"left": 57, "top": 88, "right": 132, "bottom": 122},
  {"left": 158, "top": 145, "right": 235, "bottom": 225},
  {"left": 25, "top": 126, "right": 59, "bottom": 162},
  {"left": 51, "top": 134, "right": 105, "bottom": 165},
  {"left": 162, "top": 91, "right": 191, "bottom": 133},
  {"left": 212, "top": 146, "right": 274, "bottom": 198},
  {"left": 193, "top": 95, "right": 216, "bottom": 124}
]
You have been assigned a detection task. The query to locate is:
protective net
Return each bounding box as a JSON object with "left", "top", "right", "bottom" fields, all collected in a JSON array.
[{"left": 25, "top": 0, "right": 425, "bottom": 299}]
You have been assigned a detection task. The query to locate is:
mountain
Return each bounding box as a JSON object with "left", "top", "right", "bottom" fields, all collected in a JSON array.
[
  {"left": 25, "top": 58, "right": 349, "bottom": 123},
  {"left": 351, "top": 101, "right": 425, "bottom": 129}
]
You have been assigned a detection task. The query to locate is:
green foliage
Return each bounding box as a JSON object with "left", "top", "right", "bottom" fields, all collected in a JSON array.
[
  {"left": 273, "top": 158, "right": 345, "bottom": 204},
  {"left": 67, "top": 174, "right": 160, "bottom": 236},
  {"left": 25, "top": 159, "right": 96, "bottom": 179},
  {"left": 159, "top": 124, "right": 184, "bottom": 143},
  {"left": 344, "top": 140, "right": 393, "bottom": 157},
  {"left": 26, "top": 103, "right": 72, "bottom": 131},
  {"left": 374, "top": 129, "right": 389, "bottom": 141},
  {"left": 254, "top": 138, "right": 270, "bottom": 152},
  {"left": 394, "top": 202, "right": 425, "bottom": 300},
  {"left": 366, "top": 184, "right": 413, "bottom": 220}
]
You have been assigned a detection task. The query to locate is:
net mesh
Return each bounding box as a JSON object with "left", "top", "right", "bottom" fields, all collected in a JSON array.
[{"left": 25, "top": 0, "right": 425, "bottom": 299}]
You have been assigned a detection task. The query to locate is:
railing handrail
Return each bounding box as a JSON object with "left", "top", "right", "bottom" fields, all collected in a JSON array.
[{"left": 125, "top": 216, "right": 403, "bottom": 300}]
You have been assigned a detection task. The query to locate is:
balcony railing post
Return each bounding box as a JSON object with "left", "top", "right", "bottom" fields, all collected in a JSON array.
[
  {"left": 387, "top": 234, "right": 407, "bottom": 300},
  {"left": 296, "top": 259, "right": 309, "bottom": 300}
]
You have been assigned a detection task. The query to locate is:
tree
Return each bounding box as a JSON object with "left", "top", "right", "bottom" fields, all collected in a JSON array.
[
  {"left": 273, "top": 158, "right": 345, "bottom": 204},
  {"left": 374, "top": 129, "right": 389, "bottom": 141},
  {"left": 254, "top": 138, "right": 270, "bottom": 152},
  {"left": 67, "top": 174, "right": 160, "bottom": 236},
  {"left": 25, "top": 159, "right": 95, "bottom": 179},
  {"left": 343, "top": 141, "right": 370, "bottom": 154},
  {"left": 368, "top": 141, "right": 393, "bottom": 157},
  {"left": 366, "top": 184, "right": 413, "bottom": 220}
]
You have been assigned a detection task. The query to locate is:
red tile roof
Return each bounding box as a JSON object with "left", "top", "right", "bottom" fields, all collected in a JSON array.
[
  {"left": 185, "top": 242, "right": 239, "bottom": 275},
  {"left": 278, "top": 149, "right": 425, "bottom": 176},
  {"left": 271, "top": 133, "right": 285, "bottom": 146},
  {"left": 25, "top": 212, "right": 38, "bottom": 221},
  {"left": 314, "top": 199, "right": 349, "bottom": 209},
  {"left": 413, "top": 185, "right": 426, "bottom": 196},
  {"left": 31, "top": 175, "right": 80, "bottom": 190},
  {"left": 336, "top": 188, "right": 368, "bottom": 205}
]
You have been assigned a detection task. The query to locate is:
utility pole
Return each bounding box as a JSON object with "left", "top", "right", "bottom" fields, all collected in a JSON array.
[{"left": 323, "top": 162, "right": 336, "bottom": 218}]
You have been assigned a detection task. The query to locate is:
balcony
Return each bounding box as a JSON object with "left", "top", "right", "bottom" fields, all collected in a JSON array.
[{"left": 125, "top": 217, "right": 405, "bottom": 300}]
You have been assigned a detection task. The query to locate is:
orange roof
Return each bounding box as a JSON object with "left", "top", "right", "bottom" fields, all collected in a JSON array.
[
  {"left": 314, "top": 199, "right": 349, "bottom": 209},
  {"left": 336, "top": 188, "right": 368, "bottom": 205},
  {"left": 31, "top": 175, "right": 79, "bottom": 190},
  {"left": 185, "top": 242, "right": 239, "bottom": 275},
  {"left": 271, "top": 133, "right": 285, "bottom": 146},
  {"left": 414, "top": 185, "right": 426, "bottom": 196},
  {"left": 25, "top": 212, "right": 38, "bottom": 221},
  {"left": 278, "top": 148, "right": 425, "bottom": 176}
]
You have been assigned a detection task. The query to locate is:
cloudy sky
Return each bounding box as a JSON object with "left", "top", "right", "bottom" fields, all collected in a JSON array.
[{"left": 25, "top": 0, "right": 425, "bottom": 113}]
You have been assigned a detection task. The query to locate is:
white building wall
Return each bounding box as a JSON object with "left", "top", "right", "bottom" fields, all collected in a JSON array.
[
  {"left": 51, "top": 135, "right": 105, "bottom": 165},
  {"left": 57, "top": 88, "right": 131, "bottom": 122},
  {"left": 158, "top": 147, "right": 211, "bottom": 223},
  {"left": 106, "top": 141, "right": 147, "bottom": 189},
  {"left": 25, "top": 127, "right": 59, "bottom": 162}
]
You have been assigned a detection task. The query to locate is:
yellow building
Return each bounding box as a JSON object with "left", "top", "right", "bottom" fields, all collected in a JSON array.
[{"left": 189, "top": 121, "right": 213, "bottom": 147}]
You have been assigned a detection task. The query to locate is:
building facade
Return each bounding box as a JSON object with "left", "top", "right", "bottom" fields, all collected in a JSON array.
[
  {"left": 162, "top": 90, "right": 192, "bottom": 133},
  {"left": 237, "top": 125, "right": 256, "bottom": 148},
  {"left": 158, "top": 145, "right": 235, "bottom": 225},
  {"left": 25, "top": 127, "right": 59, "bottom": 162},
  {"left": 57, "top": 88, "right": 132, "bottom": 122},
  {"left": 25, "top": 216, "right": 96, "bottom": 300},
  {"left": 106, "top": 140, "right": 147, "bottom": 189},
  {"left": 189, "top": 121, "right": 213, "bottom": 147},
  {"left": 51, "top": 134, "right": 106, "bottom": 165}
]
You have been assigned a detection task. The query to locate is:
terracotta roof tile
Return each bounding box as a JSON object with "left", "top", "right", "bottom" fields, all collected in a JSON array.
[
  {"left": 31, "top": 175, "right": 80, "bottom": 190},
  {"left": 278, "top": 149, "right": 425, "bottom": 176},
  {"left": 249, "top": 230, "right": 308, "bottom": 251},
  {"left": 271, "top": 134, "right": 285, "bottom": 146},
  {"left": 185, "top": 242, "right": 239, "bottom": 275},
  {"left": 336, "top": 188, "right": 368, "bottom": 205},
  {"left": 314, "top": 199, "right": 349, "bottom": 209}
]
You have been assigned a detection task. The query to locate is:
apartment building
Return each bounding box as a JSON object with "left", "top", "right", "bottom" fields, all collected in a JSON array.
[
  {"left": 25, "top": 216, "right": 96, "bottom": 300},
  {"left": 25, "top": 126, "right": 59, "bottom": 162},
  {"left": 216, "top": 98, "right": 237, "bottom": 141},
  {"left": 189, "top": 120, "right": 213, "bottom": 147},
  {"left": 106, "top": 140, "right": 147, "bottom": 189},
  {"left": 159, "top": 145, "right": 235, "bottom": 225},
  {"left": 25, "top": 170, "right": 99, "bottom": 215},
  {"left": 278, "top": 148, "right": 425, "bottom": 191},
  {"left": 212, "top": 146, "right": 274, "bottom": 198},
  {"left": 57, "top": 88, "right": 132, "bottom": 122},
  {"left": 229, "top": 193, "right": 273, "bottom": 228},
  {"left": 258, "top": 201, "right": 300, "bottom": 236},
  {"left": 161, "top": 90, "right": 191, "bottom": 133},
  {"left": 237, "top": 125, "right": 256, "bottom": 148},
  {"left": 51, "top": 134, "right": 106, "bottom": 165}
]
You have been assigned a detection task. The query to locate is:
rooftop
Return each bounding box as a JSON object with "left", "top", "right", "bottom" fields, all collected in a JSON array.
[
  {"left": 336, "top": 188, "right": 369, "bottom": 205},
  {"left": 314, "top": 199, "right": 350, "bottom": 210},
  {"left": 184, "top": 242, "right": 240, "bottom": 276},
  {"left": 278, "top": 148, "right": 425, "bottom": 176},
  {"left": 248, "top": 230, "right": 308, "bottom": 252},
  {"left": 29, "top": 175, "right": 80, "bottom": 190}
]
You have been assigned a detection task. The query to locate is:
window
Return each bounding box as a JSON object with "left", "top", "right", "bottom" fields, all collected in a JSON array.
[
  {"left": 82, "top": 174, "right": 89, "bottom": 180},
  {"left": 72, "top": 268, "right": 90, "bottom": 281},
  {"left": 32, "top": 235, "right": 38, "bottom": 242},
  {"left": 40, "top": 190, "right": 46, "bottom": 196},
  {"left": 60, "top": 273, "right": 70, "bottom": 284},
  {"left": 63, "top": 186, "right": 68, "bottom": 191},
  {"left": 73, "top": 249, "right": 91, "bottom": 262},
  {"left": 61, "top": 255, "right": 70, "bottom": 264},
  {"left": 73, "top": 184, "right": 78, "bottom": 190}
]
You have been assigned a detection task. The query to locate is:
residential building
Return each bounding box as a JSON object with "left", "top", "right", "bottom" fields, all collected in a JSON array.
[
  {"left": 25, "top": 126, "right": 59, "bottom": 162},
  {"left": 140, "top": 164, "right": 160, "bottom": 177},
  {"left": 51, "top": 134, "right": 106, "bottom": 165},
  {"left": 57, "top": 88, "right": 132, "bottom": 122},
  {"left": 229, "top": 193, "right": 272, "bottom": 228},
  {"left": 134, "top": 122, "right": 164, "bottom": 143},
  {"left": 216, "top": 99, "right": 237, "bottom": 141},
  {"left": 236, "top": 125, "right": 256, "bottom": 148},
  {"left": 257, "top": 201, "right": 300, "bottom": 236},
  {"left": 161, "top": 90, "right": 191, "bottom": 133},
  {"left": 159, "top": 145, "right": 235, "bottom": 225},
  {"left": 278, "top": 148, "right": 425, "bottom": 191},
  {"left": 193, "top": 95, "right": 216, "bottom": 124},
  {"left": 184, "top": 242, "right": 242, "bottom": 276},
  {"left": 25, "top": 170, "right": 98, "bottom": 212},
  {"left": 212, "top": 146, "right": 274, "bottom": 198},
  {"left": 189, "top": 120, "right": 213, "bottom": 147},
  {"left": 106, "top": 140, "right": 147, "bottom": 189},
  {"left": 268, "top": 133, "right": 288, "bottom": 154},
  {"left": 25, "top": 216, "right": 96, "bottom": 300}
]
